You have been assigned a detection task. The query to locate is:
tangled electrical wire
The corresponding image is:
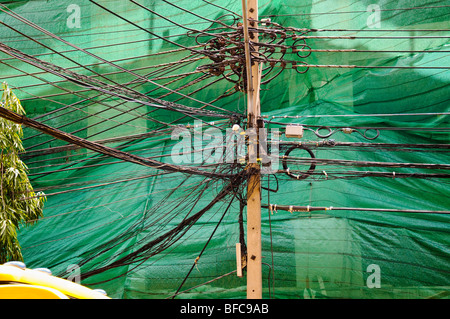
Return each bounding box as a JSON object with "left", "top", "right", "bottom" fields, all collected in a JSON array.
[
  {"left": 191, "top": 14, "right": 450, "bottom": 90},
  {"left": 0, "top": 0, "right": 449, "bottom": 298},
  {"left": 195, "top": 16, "right": 309, "bottom": 91}
]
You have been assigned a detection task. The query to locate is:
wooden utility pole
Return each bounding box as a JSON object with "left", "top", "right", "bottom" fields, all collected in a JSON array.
[{"left": 241, "top": 0, "right": 262, "bottom": 299}]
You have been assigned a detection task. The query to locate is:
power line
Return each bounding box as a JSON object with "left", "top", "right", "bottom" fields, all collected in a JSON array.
[
  {"left": 291, "top": 63, "right": 450, "bottom": 70},
  {"left": 0, "top": 105, "right": 233, "bottom": 179},
  {"left": 0, "top": 4, "right": 240, "bottom": 119},
  {"left": 260, "top": 5, "right": 450, "bottom": 17},
  {"left": 264, "top": 204, "right": 450, "bottom": 215},
  {"left": 281, "top": 156, "right": 450, "bottom": 170},
  {"left": 293, "top": 48, "right": 450, "bottom": 54},
  {"left": 292, "top": 35, "right": 450, "bottom": 40},
  {"left": 271, "top": 112, "right": 450, "bottom": 119}
]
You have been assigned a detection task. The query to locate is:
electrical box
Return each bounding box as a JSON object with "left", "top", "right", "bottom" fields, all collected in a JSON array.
[{"left": 285, "top": 125, "right": 304, "bottom": 138}]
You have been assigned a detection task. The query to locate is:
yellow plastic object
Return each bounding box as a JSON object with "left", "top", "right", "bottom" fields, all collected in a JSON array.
[
  {"left": 0, "top": 264, "right": 110, "bottom": 299},
  {"left": 0, "top": 284, "right": 69, "bottom": 299}
]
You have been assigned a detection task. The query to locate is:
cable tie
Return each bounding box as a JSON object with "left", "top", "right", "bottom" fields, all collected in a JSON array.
[
  {"left": 289, "top": 205, "right": 293, "bottom": 213},
  {"left": 393, "top": 171, "right": 396, "bottom": 178},
  {"left": 307, "top": 205, "right": 310, "bottom": 212}
]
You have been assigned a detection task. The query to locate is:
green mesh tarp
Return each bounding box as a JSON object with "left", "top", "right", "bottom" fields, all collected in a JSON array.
[{"left": 0, "top": 0, "right": 448, "bottom": 299}]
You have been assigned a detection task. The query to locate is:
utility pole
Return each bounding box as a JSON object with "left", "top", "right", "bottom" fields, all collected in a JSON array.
[{"left": 241, "top": 0, "right": 262, "bottom": 299}]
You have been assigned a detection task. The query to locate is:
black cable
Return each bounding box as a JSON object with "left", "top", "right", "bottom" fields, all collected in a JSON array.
[
  {"left": 0, "top": 4, "right": 240, "bottom": 118},
  {"left": 261, "top": 5, "right": 450, "bottom": 17},
  {"left": 20, "top": 52, "right": 205, "bottom": 143},
  {"left": 266, "top": 174, "right": 275, "bottom": 298},
  {"left": 263, "top": 204, "right": 450, "bottom": 215},
  {"left": 88, "top": 0, "right": 214, "bottom": 58},
  {"left": 172, "top": 197, "right": 235, "bottom": 298}
]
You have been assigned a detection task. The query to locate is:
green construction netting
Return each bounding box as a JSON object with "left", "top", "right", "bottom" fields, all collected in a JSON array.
[{"left": 0, "top": 0, "right": 448, "bottom": 299}]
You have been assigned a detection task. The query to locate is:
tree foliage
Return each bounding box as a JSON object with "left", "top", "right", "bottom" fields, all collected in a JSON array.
[{"left": 0, "top": 82, "right": 46, "bottom": 263}]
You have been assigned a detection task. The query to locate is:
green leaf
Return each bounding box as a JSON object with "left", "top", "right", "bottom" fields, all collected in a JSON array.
[{"left": 0, "top": 83, "right": 46, "bottom": 263}]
